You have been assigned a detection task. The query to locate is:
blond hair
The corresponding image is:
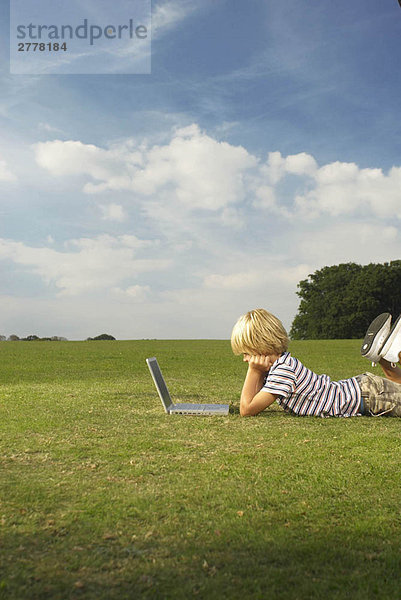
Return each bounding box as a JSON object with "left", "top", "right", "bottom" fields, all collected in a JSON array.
[{"left": 231, "top": 308, "right": 289, "bottom": 356}]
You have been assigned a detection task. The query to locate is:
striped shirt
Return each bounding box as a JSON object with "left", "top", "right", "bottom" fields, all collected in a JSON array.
[{"left": 262, "top": 352, "right": 362, "bottom": 417}]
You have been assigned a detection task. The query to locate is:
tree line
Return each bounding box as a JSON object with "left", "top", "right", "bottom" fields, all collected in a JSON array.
[
  {"left": 290, "top": 261, "right": 401, "bottom": 339},
  {"left": 1, "top": 333, "right": 116, "bottom": 341},
  {"left": 0, "top": 335, "right": 68, "bottom": 341}
]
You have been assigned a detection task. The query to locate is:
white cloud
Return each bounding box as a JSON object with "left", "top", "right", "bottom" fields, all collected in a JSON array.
[
  {"left": 38, "top": 122, "right": 64, "bottom": 134},
  {"left": 220, "top": 207, "right": 245, "bottom": 229},
  {"left": 34, "top": 140, "right": 138, "bottom": 188},
  {"left": 129, "top": 124, "right": 257, "bottom": 209},
  {"left": 295, "top": 161, "right": 401, "bottom": 219},
  {"left": 152, "top": 1, "right": 203, "bottom": 37},
  {"left": 119, "top": 234, "right": 158, "bottom": 249},
  {"left": 204, "top": 271, "right": 261, "bottom": 291},
  {"left": 204, "top": 263, "right": 311, "bottom": 292},
  {"left": 252, "top": 184, "right": 292, "bottom": 218},
  {"left": 100, "top": 203, "right": 126, "bottom": 222},
  {"left": 0, "top": 235, "right": 167, "bottom": 296},
  {"left": 0, "top": 158, "right": 16, "bottom": 182},
  {"left": 33, "top": 135, "right": 401, "bottom": 222},
  {"left": 260, "top": 151, "right": 317, "bottom": 185},
  {"left": 30, "top": 130, "right": 401, "bottom": 267},
  {"left": 285, "top": 152, "right": 318, "bottom": 177},
  {"left": 34, "top": 125, "right": 257, "bottom": 213},
  {"left": 112, "top": 284, "right": 151, "bottom": 300},
  {"left": 254, "top": 185, "right": 276, "bottom": 209},
  {"left": 22, "top": 126, "right": 401, "bottom": 338},
  {"left": 299, "top": 223, "right": 400, "bottom": 267}
]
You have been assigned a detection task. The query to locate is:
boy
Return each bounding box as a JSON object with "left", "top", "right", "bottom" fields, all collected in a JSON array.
[{"left": 231, "top": 309, "right": 401, "bottom": 418}]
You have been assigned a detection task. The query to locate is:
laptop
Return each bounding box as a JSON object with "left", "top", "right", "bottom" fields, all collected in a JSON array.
[{"left": 146, "top": 357, "right": 230, "bottom": 415}]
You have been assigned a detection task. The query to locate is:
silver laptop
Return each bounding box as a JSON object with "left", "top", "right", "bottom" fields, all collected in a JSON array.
[{"left": 146, "top": 357, "right": 229, "bottom": 415}]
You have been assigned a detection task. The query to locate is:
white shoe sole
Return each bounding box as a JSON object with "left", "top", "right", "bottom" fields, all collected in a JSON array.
[{"left": 381, "top": 314, "right": 401, "bottom": 365}]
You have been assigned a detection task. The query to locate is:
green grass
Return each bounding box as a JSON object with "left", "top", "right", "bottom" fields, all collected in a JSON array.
[{"left": 1, "top": 339, "right": 401, "bottom": 599}]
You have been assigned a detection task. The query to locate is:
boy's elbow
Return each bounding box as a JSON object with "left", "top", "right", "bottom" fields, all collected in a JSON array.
[{"left": 240, "top": 404, "right": 256, "bottom": 417}]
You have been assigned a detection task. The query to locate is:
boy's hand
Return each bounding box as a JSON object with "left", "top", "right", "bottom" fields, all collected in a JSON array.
[{"left": 243, "top": 354, "right": 277, "bottom": 372}]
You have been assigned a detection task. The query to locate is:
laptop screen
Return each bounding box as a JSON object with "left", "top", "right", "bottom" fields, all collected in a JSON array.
[{"left": 146, "top": 357, "right": 173, "bottom": 411}]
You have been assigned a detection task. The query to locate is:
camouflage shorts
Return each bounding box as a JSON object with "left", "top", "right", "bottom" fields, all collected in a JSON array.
[{"left": 355, "top": 373, "right": 401, "bottom": 417}]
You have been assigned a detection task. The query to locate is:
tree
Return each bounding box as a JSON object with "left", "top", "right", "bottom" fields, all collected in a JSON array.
[
  {"left": 290, "top": 261, "right": 401, "bottom": 339},
  {"left": 0, "top": 335, "right": 6, "bottom": 341},
  {"left": 5, "top": 334, "right": 68, "bottom": 342},
  {"left": 87, "top": 334, "right": 116, "bottom": 341}
]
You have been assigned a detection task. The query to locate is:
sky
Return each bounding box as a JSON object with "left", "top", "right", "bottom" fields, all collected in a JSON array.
[{"left": 0, "top": 0, "right": 401, "bottom": 340}]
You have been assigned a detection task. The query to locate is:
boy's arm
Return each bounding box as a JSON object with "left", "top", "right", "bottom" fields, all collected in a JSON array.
[{"left": 240, "top": 355, "right": 279, "bottom": 417}]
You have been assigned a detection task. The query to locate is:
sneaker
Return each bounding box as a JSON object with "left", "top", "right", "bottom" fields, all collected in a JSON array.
[
  {"left": 380, "top": 314, "right": 401, "bottom": 366},
  {"left": 361, "top": 313, "right": 392, "bottom": 364}
]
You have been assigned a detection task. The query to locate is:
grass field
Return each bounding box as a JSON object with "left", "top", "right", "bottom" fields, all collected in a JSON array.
[{"left": 1, "top": 339, "right": 401, "bottom": 599}]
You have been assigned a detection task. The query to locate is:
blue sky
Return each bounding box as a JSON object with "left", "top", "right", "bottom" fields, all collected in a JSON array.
[{"left": 0, "top": 0, "right": 401, "bottom": 340}]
